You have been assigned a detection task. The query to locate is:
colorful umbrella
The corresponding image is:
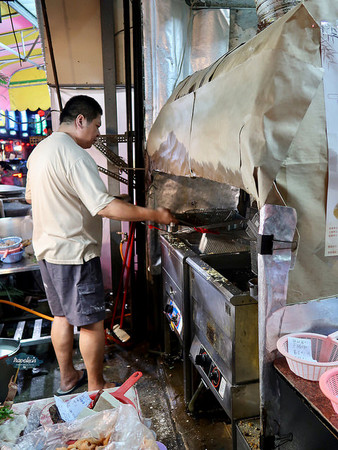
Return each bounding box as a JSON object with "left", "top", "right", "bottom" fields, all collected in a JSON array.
[{"left": 0, "top": 1, "right": 50, "bottom": 111}]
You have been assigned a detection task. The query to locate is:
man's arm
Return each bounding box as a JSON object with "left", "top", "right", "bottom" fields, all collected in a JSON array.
[{"left": 97, "top": 198, "right": 176, "bottom": 225}]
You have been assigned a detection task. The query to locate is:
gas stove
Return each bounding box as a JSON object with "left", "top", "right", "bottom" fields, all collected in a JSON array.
[
  {"left": 187, "top": 253, "right": 259, "bottom": 419},
  {"left": 160, "top": 209, "right": 257, "bottom": 406}
]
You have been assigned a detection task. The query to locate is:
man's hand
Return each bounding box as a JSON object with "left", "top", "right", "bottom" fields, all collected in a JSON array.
[{"left": 155, "top": 207, "right": 178, "bottom": 225}]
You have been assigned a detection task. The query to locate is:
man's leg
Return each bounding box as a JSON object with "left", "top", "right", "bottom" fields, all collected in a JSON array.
[
  {"left": 79, "top": 320, "right": 116, "bottom": 391},
  {"left": 51, "top": 316, "right": 84, "bottom": 392}
]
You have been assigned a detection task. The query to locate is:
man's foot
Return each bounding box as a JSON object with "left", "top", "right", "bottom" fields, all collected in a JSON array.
[{"left": 56, "top": 369, "right": 87, "bottom": 396}]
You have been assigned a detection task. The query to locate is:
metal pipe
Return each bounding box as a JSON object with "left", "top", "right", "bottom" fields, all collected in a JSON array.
[
  {"left": 40, "top": 0, "right": 62, "bottom": 112},
  {"left": 123, "top": 0, "right": 134, "bottom": 204},
  {"left": 255, "top": 0, "right": 300, "bottom": 31},
  {"left": 123, "top": 0, "right": 136, "bottom": 333},
  {"left": 188, "top": 380, "right": 206, "bottom": 413},
  {"left": 132, "top": 0, "right": 147, "bottom": 338},
  {"left": 132, "top": 0, "right": 145, "bottom": 202},
  {"left": 185, "top": 0, "right": 255, "bottom": 7},
  {"left": 48, "top": 84, "right": 104, "bottom": 89},
  {"left": 100, "top": 0, "right": 122, "bottom": 294}
]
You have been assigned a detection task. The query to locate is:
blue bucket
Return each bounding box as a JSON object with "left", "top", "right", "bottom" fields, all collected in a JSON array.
[{"left": 1, "top": 248, "right": 24, "bottom": 263}]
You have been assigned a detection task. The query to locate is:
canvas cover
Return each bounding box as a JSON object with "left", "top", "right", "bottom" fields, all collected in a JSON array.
[{"left": 147, "top": 0, "right": 338, "bottom": 303}]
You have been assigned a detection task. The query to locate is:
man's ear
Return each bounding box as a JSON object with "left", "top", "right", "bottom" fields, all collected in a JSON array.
[{"left": 75, "top": 114, "right": 85, "bottom": 128}]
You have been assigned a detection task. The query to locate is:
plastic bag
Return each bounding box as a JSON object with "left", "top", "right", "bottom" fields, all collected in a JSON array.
[
  {"left": 9, "top": 404, "right": 157, "bottom": 450},
  {"left": 106, "top": 404, "right": 157, "bottom": 449}
]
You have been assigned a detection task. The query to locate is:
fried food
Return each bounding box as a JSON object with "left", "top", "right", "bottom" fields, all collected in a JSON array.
[
  {"left": 56, "top": 433, "right": 111, "bottom": 450},
  {"left": 68, "top": 437, "right": 100, "bottom": 449}
]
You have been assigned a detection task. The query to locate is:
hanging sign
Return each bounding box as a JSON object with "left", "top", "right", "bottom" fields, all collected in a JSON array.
[{"left": 321, "top": 22, "right": 338, "bottom": 256}]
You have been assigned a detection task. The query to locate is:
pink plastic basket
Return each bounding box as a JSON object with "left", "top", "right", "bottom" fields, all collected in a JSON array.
[
  {"left": 277, "top": 332, "right": 338, "bottom": 381},
  {"left": 319, "top": 368, "right": 338, "bottom": 414}
]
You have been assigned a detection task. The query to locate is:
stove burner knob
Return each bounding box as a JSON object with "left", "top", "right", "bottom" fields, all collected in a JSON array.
[
  {"left": 209, "top": 367, "right": 220, "bottom": 387},
  {"left": 195, "top": 352, "right": 211, "bottom": 368},
  {"left": 164, "top": 304, "right": 173, "bottom": 315},
  {"left": 171, "top": 314, "right": 179, "bottom": 325}
]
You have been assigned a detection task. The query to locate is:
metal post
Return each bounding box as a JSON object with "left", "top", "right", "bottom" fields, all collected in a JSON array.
[
  {"left": 123, "top": 0, "right": 134, "bottom": 202},
  {"left": 40, "top": 0, "right": 62, "bottom": 112},
  {"left": 122, "top": 0, "right": 136, "bottom": 332},
  {"left": 131, "top": 0, "right": 147, "bottom": 337},
  {"left": 100, "top": 0, "right": 122, "bottom": 294}
]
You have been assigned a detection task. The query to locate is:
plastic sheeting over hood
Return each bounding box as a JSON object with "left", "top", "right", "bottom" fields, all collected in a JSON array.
[
  {"left": 147, "top": 0, "right": 338, "bottom": 303},
  {"left": 147, "top": 2, "right": 323, "bottom": 209},
  {"left": 142, "top": 0, "right": 230, "bottom": 139}
]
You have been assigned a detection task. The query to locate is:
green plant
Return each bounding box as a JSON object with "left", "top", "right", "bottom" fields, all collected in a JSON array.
[{"left": 0, "top": 405, "right": 14, "bottom": 425}]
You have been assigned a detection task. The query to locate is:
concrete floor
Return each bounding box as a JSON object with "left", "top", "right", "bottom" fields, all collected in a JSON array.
[{"left": 14, "top": 338, "right": 233, "bottom": 449}]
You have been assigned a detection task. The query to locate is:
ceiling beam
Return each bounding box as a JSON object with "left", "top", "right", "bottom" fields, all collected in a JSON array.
[
  {"left": 0, "top": 41, "right": 22, "bottom": 58},
  {"left": 0, "top": 41, "right": 43, "bottom": 68},
  {"left": 185, "top": 0, "right": 256, "bottom": 8}
]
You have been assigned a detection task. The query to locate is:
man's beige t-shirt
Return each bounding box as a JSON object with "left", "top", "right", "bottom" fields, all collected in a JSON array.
[{"left": 26, "top": 132, "right": 115, "bottom": 264}]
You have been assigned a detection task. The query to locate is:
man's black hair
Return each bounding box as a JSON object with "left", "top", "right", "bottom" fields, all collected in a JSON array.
[{"left": 59, "top": 95, "right": 103, "bottom": 124}]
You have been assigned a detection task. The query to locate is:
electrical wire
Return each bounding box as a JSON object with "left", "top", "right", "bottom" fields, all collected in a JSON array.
[
  {"left": 119, "top": 223, "right": 135, "bottom": 328},
  {"left": 110, "top": 222, "right": 135, "bottom": 331},
  {"left": 119, "top": 241, "right": 125, "bottom": 262}
]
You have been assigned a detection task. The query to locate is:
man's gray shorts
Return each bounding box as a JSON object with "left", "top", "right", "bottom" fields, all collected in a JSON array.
[{"left": 38, "top": 257, "right": 106, "bottom": 327}]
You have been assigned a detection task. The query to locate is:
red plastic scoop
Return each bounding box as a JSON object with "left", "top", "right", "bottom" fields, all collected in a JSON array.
[
  {"left": 109, "top": 371, "right": 143, "bottom": 408},
  {"left": 88, "top": 371, "right": 143, "bottom": 409}
]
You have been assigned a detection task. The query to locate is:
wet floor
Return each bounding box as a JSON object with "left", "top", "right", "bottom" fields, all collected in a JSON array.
[{"left": 14, "top": 338, "right": 233, "bottom": 449}]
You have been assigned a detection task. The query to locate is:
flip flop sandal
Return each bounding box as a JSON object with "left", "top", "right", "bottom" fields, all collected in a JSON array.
[{"left": 56, "top": 369, "right": 87, "bottom": 396}]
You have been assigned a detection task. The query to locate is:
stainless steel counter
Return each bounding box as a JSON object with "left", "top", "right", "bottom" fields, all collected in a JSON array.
[{"left": 0, "top": 254, "right": 39, "bottom": 275}]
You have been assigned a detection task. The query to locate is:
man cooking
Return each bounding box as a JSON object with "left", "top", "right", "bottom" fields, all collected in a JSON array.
[{"left": 25, "top": 95, "right": 175, "bottom": 395}]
